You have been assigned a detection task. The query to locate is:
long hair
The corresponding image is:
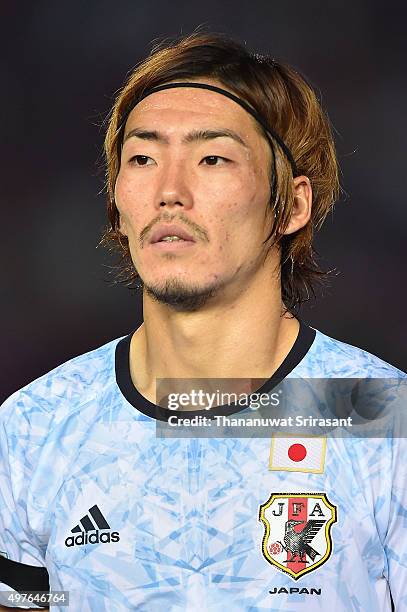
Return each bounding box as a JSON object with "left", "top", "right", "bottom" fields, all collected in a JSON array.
[{"left": 102, "top": 32, "right": 341, "bottom": 313}]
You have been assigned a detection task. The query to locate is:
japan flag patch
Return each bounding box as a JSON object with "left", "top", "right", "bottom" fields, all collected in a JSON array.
[{"left": 269, "top": 436, "right": 326, "bottom": 473}]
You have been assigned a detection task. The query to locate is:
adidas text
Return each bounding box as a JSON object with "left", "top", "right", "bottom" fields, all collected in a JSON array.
[{"left": 65, "top": 530, "right": 120, "bottom": 547}]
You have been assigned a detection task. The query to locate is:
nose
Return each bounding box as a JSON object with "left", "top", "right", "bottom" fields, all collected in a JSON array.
[{"left": 155, "top": 157, "right": 193, "bottom": 210}]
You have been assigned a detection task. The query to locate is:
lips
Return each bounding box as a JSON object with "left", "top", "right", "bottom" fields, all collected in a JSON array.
[{"left": 149, "top": 224, "right": 195, "bottom": 244}]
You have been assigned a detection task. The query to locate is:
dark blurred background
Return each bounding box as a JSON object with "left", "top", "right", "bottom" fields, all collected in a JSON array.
[{"left": 1, "top": 1, "right": 406, "bottom": 401}]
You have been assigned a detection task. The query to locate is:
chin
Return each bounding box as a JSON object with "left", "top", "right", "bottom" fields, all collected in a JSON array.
[{"left": 142, "top": 276, "right": 223, "bottom": 312}]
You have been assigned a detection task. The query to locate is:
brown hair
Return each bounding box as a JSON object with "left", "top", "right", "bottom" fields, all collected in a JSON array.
[{"left": 102, "top": 31, "right": 341, "bottom": 313}]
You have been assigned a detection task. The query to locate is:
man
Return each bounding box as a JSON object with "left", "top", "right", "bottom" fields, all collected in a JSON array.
[{"left": 0, "top": 32, "right": 406, "bottom": 611}]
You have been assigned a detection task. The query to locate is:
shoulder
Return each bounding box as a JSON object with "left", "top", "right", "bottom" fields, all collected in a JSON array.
[
  {"left": 299, "top": 323, "right": 406, "bottom": 379},
  {"left": 0, "top": 334, "right": 126, "bottom": 443}
]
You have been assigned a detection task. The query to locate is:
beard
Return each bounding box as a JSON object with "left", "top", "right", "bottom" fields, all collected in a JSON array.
[{"left": 142, "top": 276, "right": 224, "bottom": 312}]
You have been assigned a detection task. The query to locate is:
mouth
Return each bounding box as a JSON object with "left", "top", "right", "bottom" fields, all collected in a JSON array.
[
  {"left": 150, "top": 238, "right": 196, "bottom": 251},
  {"left": 157, "top": 235, "right": 191, "bottom": 243},
  {"left": 149, "top": 223, "right": 197, "bottom": 249}
]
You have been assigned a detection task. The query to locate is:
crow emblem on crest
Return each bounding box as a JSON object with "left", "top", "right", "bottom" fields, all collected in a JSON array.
[{"left": 279, "top": 519, "right": 325, "bottom": 561}]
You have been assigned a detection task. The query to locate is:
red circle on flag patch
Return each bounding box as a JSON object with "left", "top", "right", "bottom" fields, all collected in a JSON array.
[{"left": 288, "top": 443, "right": 307, "bottom": 462}]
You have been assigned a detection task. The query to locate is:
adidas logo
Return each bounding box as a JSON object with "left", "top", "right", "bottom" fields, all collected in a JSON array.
[{"left": 65, "top": 504, "right": 120, "bottom": 547}]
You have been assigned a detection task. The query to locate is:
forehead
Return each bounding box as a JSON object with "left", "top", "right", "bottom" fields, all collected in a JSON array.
[{"left": 124, "top": 81, "right": 264, "bottom": 139}]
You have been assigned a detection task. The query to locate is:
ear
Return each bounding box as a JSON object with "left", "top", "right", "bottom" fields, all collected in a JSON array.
[
  {"left": 114, "top": 186, "right": 128, "bottom": 237},
  {"left": 118, "top": 212, "right": 128, "bottom": 237},
  {"left": 282, "top": 175, "right": 312, "bottom": 236}
]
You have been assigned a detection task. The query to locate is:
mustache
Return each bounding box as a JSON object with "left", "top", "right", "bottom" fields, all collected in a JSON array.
[{"left": 139, "top": 212, "right": 209, "bottom": 246}]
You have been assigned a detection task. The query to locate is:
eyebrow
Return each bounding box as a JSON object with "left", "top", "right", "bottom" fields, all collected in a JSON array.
[{"left": 123, "top": 127, "right": 249, "bottom": 150}]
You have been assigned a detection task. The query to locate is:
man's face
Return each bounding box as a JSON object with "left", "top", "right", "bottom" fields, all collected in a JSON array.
[{"left": 114, "top": 79, "right": 275, "bottom": 311}]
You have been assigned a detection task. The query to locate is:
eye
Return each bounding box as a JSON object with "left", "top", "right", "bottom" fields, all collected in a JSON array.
[
  {"left": 128, "top": 155, "right": 155, "bottom": 166},
  {"left": 201, "top": 156, "right": 229, "bottom": 166}
]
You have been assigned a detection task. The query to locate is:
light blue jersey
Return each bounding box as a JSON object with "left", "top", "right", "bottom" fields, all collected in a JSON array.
[{"left": 0, "top": 319, "right": 406, "bottom": 611}]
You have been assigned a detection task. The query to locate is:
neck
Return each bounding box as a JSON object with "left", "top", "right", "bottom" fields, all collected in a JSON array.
[{"left": 129, "top": 263, "right": 300, "bottom": 404}]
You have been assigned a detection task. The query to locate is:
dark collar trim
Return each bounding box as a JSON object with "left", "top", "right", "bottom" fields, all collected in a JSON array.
[{"left": 115, "top": 317, "right": 316, "bottom": 422}]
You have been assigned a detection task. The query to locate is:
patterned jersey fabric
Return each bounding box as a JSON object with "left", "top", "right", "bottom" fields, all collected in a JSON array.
[{"left": 0, "top": 318, "right": 406, "bottom": 611}]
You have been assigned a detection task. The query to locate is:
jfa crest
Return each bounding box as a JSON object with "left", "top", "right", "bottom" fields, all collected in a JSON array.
[{"left": 259, "top": 492, "right": 337, "bottom": 581}]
